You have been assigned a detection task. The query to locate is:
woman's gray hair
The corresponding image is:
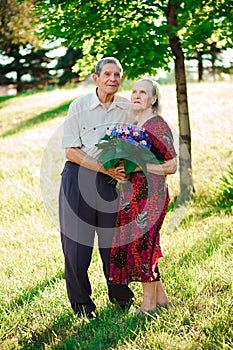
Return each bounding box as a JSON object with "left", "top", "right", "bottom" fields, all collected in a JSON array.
[
  {"left": 95, "top": 57, "right": 123, "bottom": 77},
  {"left": 138, "top": 78, "right": 162, "bottom": 115}
]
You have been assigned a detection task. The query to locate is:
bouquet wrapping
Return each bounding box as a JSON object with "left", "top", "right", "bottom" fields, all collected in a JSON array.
[{"left": 96, "top": 125, "right": 164, "bottom": 176}]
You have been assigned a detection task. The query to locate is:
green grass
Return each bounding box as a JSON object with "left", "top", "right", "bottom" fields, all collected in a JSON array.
[{"left": 0, "top": 82, "right": 232, "bottom": 349}]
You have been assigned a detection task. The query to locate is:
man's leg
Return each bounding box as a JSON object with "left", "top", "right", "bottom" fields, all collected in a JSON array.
[
  {"left": 61, "top": 234, "right": 96, "bottom": 314},
  {"left": 59, "top": 162, "right": 97, "bottom": 315},
  {"left": 98, "top": 245, "right": 134, "bottom": 310},
  {"left": 96, "top": 172, "right": 134, "bottom": 310}
]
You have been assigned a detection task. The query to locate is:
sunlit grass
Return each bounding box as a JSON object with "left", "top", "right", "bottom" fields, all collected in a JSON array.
[{"left": 0, "top": 82, "right": 232, "bottom": 349}]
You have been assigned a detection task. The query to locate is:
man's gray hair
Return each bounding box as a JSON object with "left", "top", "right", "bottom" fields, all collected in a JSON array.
[{"left": 95, "top": 57, "right": 123, "bottom": 77}]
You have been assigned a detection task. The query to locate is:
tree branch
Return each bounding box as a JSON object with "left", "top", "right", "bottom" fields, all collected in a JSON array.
[{"left": 140, "top": 0, "right": 167, "bottom": 15}]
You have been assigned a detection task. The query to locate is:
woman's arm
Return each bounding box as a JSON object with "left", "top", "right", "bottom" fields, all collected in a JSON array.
[
  {"left": 132, "top": 157, "right": 177, "bottom": 176},
  {"left": 117, "top": 157, "right": 177, "bottom": 176},
  {"left": 147, "top": 157, "right": 177, "bottom": 175},
  {"left": 66, "top": 147, "right": 129, "bottom": 182}
]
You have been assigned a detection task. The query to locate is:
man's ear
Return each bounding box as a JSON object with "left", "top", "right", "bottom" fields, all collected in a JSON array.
[{"left": 91, "top": 73, "right": 98, "bottom": 84}]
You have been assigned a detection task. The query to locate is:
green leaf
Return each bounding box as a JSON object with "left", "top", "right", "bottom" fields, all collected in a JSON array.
[
  {"left": 140, "top": 161, "right": 148, "bottom": 176},
  {"left": 108, "top": 158, "right": 120, "bottom": 168},
  {"left": 98, "top": 148, "right": 116, "bottom": 163},
  {"left": 102, "top": 159, "right": 118, "bottom": 170},
  {"left": 100, "top": 134, "right": 111, "bottom": 141},
  {"left": 124, "top": 159, "right": 137, "bottom": 174}
]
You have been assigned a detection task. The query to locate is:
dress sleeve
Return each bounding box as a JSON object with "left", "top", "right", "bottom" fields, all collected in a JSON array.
[{"left": 146, "top": 117, "right": 177, "bottom": 162}]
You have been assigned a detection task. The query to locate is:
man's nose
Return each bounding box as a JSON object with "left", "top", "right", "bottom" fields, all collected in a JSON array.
[{"left": 109, "top": 73, "right": 116, "bottom": 80}]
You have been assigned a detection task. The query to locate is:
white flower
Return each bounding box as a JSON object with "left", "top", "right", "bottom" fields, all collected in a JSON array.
[{"left": 140, "top": 140, "right": 147, "bottom": 145}]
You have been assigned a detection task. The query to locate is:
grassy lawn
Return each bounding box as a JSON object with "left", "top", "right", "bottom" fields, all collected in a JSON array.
[{"left": 0, "top": 82, "right": 232, "bottom": 349}]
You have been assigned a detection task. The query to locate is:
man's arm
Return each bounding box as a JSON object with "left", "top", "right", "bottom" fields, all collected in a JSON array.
[{"left": 66, "top": 147, "right": 129, "bottom": 182}]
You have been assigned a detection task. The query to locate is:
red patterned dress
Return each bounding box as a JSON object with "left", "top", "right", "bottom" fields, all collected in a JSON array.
[{"left": 109, "top": 116, "right": 177, "bottom": 284}]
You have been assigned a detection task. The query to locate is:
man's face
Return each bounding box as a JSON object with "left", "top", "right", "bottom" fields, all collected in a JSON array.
[{"left": 93, "top": 63, "right": 122, "bottom": 95}]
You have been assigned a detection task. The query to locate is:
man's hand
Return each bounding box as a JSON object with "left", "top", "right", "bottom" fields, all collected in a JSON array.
[
  {"left": 100, "top": 164, "right": 129, "bottom": 183},
  {"left": 114, "top": 164, "right": 130, "bottom": 183}
]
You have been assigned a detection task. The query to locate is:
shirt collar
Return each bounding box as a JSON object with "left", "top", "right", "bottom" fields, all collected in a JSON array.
[
  {"left": 89, "top": 89, "right": 129, "bottom": 111},
  {"left": 89, "top": 89, "right": 102, "bottom": 110}
]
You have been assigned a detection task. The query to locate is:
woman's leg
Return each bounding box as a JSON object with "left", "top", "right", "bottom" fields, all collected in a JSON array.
[
  {"left": 156, "top": 280, "right": 171, "bottom": 306},
  {"left": 136, "top": 282, "right": 157, "bottom": 313},
  {"left": 136, "top": 280, "right": 172, "bottom": 315}
]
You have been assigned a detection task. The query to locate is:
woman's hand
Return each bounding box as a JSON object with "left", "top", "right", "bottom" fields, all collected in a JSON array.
[
  {"left": 118, "top": 160, "right": 143, "bottom": 174},
  {"left": 133, "top": 165, "right": 142, "bottom": 172}
]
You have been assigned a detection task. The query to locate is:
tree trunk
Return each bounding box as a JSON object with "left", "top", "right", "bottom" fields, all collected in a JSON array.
[
  {"left": 166, "top": 1, "right": 194, "bottom": 203},
  {"left": 197, "top": 52, "right": 203, "bottom": 82},
  {"left": 211, "top": 53, "right": 216, "bottom": 82},
  {"left": 210, "top": 43, "right": 220, "bottom": 82}
]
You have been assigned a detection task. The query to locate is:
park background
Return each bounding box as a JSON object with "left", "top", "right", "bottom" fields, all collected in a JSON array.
[{"left": 0, "top": 1, "right": 233, "bottom": 349}]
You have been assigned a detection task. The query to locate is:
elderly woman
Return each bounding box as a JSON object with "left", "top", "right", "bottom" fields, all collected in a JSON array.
[{"left": 109, "top": 78, "right": 177, "bottom": 315}]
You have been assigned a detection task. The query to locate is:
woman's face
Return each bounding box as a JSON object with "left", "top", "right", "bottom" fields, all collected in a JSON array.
[{"left": 131, "top": 81, "right": 156, "bottom": 111}]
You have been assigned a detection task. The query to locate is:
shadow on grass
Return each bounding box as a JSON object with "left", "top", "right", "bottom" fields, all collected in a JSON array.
[
  {"left": 1, "top": 100, "right": 72, "bottom": 137},
  {"left": 19, "top": 306, "right": 149, "bottom": 350},
  {"left": 15, "top": 233, "right": 232, "bottom": 350},
  {"left": 176, "top": 223, "right": 232, "bottom": 269},
  {"left": 2, "top": 268, "right": 64, "bottom": 314},
  {"left": 0, "top": 91, "right": 39, "bottom": 106},
  {"left": 185, "top": 193, "right": 232, "bottom": 225},
  {"left": 168, "top": 167, "right": 233, "bottom": 221},
  {"left": 168, "top": 179, "right": 232, "bottom": 229},
  {"left": 0, "top": 95, "right": 17, "bottom": 104}
]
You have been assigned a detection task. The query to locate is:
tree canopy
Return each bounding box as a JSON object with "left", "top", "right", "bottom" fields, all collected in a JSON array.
[
  {"left": 55, "top": 47, "right": 83, "bottom": 85},
  {"left": 0, "top": 0, "right": 51, "bottom": 91},
  {"left": 0, "top": 0, "right": 40, "bottom": 53},
  {"left": 33, "top": 0, "right": 233, "bottom": 201},
  {"left": 34, "top": 0, "right": 233, "bottom": 79},
  {"left": 0, "top": 44, "right": 55, "bottom": 91}
]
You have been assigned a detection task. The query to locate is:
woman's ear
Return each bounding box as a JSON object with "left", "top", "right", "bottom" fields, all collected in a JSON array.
[{"left": 151, "top": 97, "right": 157, "bottom": 105}]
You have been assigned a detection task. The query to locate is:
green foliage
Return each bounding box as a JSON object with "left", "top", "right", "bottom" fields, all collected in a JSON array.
[
  {"left": 0, "top": 0, "right": 39, "bottom": 53},
  {"left": 55, "top": 47, "right": 83, "bottom": 85},
  {"left": 213, "top": 167, "right": 233, "bottom": 213},
  {"left": 34, "top": 0, "right": 232, "bottom": 79},
  {"left": 97, "top": 134, "right": 164, "bottom": 175},
  {"left": 0, "top": 44, "right": 54, "bottom": 92},
  {"left": 179, "top": 0, "right": 233, "bottom": 59},
  {"left": 0, "top": 0, "right": 64, "bottom": 92}
]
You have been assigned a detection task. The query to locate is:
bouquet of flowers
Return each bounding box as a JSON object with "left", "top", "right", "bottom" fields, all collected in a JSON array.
[{"left": 96, "top": 125, "right": 163, "bottom": 176}]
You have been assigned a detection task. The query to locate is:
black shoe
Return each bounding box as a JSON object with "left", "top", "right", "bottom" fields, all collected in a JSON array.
[
  {"left": 119, "top": 298, "right": 134, "bottom": 312},
  {"left": 76, "top": 310, "right": 96, "bottom": 319},
  {"left": 86, "top": 311, "right": 97, "bottom": 319}
]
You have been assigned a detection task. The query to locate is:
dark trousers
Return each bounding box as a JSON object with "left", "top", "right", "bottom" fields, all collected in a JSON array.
[{"left": 59, "top": 161, "right": 134, "bottom": 314}]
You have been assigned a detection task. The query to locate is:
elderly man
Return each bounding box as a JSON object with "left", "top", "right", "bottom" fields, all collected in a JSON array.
[{"left": 59, "top": 57, "right": 134, "bottom": 319}]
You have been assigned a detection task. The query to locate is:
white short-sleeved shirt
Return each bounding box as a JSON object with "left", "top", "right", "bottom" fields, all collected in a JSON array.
[{"left": 62, "top": 90, "right": 132, "bottom": 159}]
